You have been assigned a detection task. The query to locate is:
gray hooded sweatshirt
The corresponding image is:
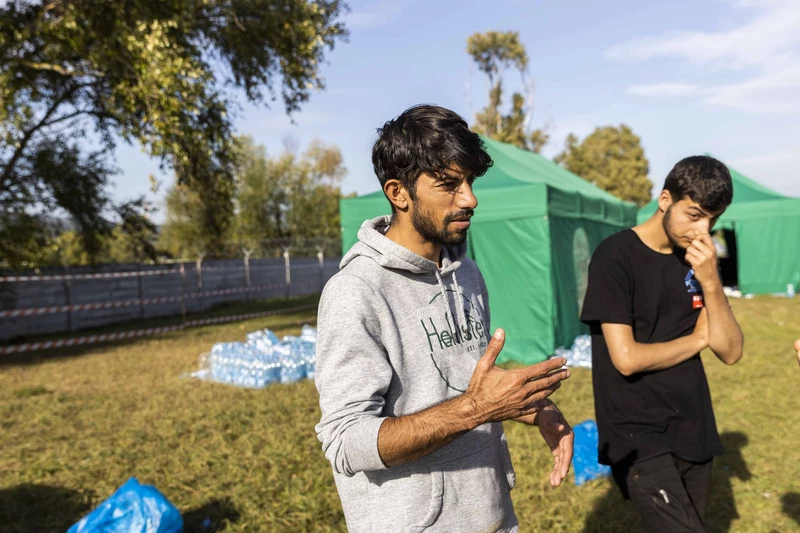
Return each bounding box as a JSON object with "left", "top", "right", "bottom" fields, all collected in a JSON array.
[{"left": 315, "top": 216, "right": 518, "bottom": 533}]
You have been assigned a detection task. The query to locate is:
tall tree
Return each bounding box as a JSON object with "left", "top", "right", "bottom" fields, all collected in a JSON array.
[
  {"left": 235, "top": 137, "right": 346, "bottom": 255},
  {"left": 157, "top": 182, "right": 220, "bottom": 260},
  {"left": 467, "top": 31, "right": 549, "bottom": 152},
  {"left": 284, "top": 139, "right": 346, "bottom": 254},
  {"left": 554, "top": 125, "right": 653, "bottom": 206},
  {"left": 0, "top": 0, "right": 348, "bottom": 267},
  {"left": 109, "top": 199, "right": 159, "bottom": 263},
  {"left": 160, "top": 136, "right": 347, "bottom": 258},
  {"left": 234, "top": 136, "right": 290, "bottom": 250}
]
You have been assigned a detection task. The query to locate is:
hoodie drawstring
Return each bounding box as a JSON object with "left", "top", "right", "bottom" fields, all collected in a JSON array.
[
  {"left": 434, "top": 270, "right": 449, "bottom": 318},
  {"left": 435, "top": 268, "right": 469, "bottom": 338},
  {"left": 451, "top": 270, "right": 468, "bottom": 330}
]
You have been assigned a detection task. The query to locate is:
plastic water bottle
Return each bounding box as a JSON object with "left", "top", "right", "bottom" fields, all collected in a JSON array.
[
  {"left": 247, "top": 329, "right": 280, "bottom": 349},
  {"left": 276, "top": 341, "right": 306, "bottom": 383},
  {"left": 290, "top": 337, "right": 316, "bottom": 380},
  {"left": 300, "top": 325, "right": 317, "bottom": 343},
  {"left": 199, "top": 326, "right": 317, "bottom": 388},
  {"left": 552, "top": 334, "right": 593, "bottom": 369},
  {"left": 788, "top": 284, "right": 796, "bottom": 298}
]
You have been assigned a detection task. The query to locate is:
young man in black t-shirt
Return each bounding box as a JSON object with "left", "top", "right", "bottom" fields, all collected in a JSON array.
[{"left": 581, "top": 156, "right": 744, "bottom": 533}]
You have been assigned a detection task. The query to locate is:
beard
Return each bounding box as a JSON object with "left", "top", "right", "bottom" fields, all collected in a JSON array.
[
  {"left": 411, "top": 203, "right": 474, "bottom": 248},
  {"left": 662, "top": 205, "right": 685, "bottom": 250}
]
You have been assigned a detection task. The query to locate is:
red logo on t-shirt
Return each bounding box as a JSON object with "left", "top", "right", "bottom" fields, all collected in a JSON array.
[{"left": 692, "top": 295, "right": 704, "bottom": 309}]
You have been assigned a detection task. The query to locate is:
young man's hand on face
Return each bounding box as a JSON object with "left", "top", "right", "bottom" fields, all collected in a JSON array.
[{"left": 686, "top": 234, "right": 721, "bottom": 289}]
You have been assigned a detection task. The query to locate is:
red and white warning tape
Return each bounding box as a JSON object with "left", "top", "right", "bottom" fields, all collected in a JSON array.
[
  {"left": 0, "top": 304, "right": 317, "bottom": 355},
  {"left": 0, "top": 262, "right": 333, "bottom": 283},
  {"left": 0, "top": 281, "right": 321, "bottom": 318},
  {"left": 0, "top": 269, "right": 181, "bottom": 283},
  {"left": 0, "top": 297, "right": 182, "bottom": 318},
  {"left": 195, "top": 263, "right": 326, "bottom": 272}
]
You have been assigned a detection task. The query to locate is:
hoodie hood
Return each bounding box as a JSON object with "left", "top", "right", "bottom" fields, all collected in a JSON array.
[
  {"left": 341, "top": 215, "right": 471, "bottom": 338},
  {"left": 341, "top": 215, "right": 467, "bottom": 275}
]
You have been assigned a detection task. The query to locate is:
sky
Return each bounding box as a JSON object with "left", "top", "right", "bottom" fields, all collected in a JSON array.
[{"left": 110, "top": 0, "right": 800, "bottom": 222}]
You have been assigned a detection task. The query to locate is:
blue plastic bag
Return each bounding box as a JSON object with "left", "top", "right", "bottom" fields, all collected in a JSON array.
[
  {"left": 67, "top": 477, "right": 183, "bottom": 533},
  {"left": 572, "top": 420, "right": 612, "bottom": 486}
]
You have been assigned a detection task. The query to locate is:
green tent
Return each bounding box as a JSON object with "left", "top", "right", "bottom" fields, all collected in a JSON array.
[
  {"left": 340, "top": 136, "right": 637, "bottom": 364},
  {"left": 637, "top": 160, "right": 800, "bottom": 295}
]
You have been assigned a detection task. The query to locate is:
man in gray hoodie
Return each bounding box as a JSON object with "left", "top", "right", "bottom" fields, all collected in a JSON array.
[{"left": 315, "top": 105, "right": 573, "bottom": 533}]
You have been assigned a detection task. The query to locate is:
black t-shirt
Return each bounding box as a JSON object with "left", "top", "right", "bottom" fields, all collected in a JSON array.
[{"left": 580, "top": 229, "right": 723, "bottom": 467}]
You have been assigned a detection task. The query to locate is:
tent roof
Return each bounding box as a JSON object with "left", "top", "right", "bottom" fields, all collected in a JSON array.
[
  {"left": 477, "top": 136, "right": 631, "bottom": 201},
  {"left": 350, "top": 135, "right": 633, "bottom": 204},
  {"left": 716, "top": 157, "right": 787, "bottom": 203}
]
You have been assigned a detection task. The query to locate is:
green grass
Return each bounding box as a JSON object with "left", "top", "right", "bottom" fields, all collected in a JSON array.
[{"left": 1, "top": 297, "right": 799, "bottom": 532}]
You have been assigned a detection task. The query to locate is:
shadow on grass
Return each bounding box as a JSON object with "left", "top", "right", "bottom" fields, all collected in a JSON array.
[
  {"left": 782, "top": 493, "right": 800, "bottom": 527},
  {"left": 581, "top": 481, "right": 644, "bottom": 533},
  {"left": 706, "top": 431, "right": 752, "bottom": 533},
  {"left": 581, "top": 431, "right": 751, "bottom": 533},
  {"left": 183, "top": 498, "right": 242, "bottom": 532},
  {"left": 0, "top": 297, "right": 319, "bottom": 367},
  {"left": 0, "top": 484, "right": 93, "bottom": 533}
]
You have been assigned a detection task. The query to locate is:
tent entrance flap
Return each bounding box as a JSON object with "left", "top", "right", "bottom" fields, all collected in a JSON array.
[
  {"left": 549, "top": 216, "right": 630, "bottom": 350},
  {"left": 715, "top": 229, "right": 739, "bottom": 288}
]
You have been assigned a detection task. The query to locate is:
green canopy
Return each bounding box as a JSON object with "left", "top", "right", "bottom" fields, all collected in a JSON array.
[
  {"left": 340, "top": 136, "right": 637, "bottom": 364},
  {"left": 637, "top": 158, "right": 800, "bottom": 295}
]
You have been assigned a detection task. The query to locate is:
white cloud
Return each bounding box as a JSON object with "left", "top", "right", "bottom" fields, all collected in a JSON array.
[
  {"left": 606, "top": 0, "right": 800, "bottom": 70},
  {"left": 706, "top": 65, "right": 800, "bottom": 112},
  {"left": 627, "top": 83, "right": 703, "bottom": 97},
  {"left": 608, "top": 0, "right": 800, "bottom": 113}
]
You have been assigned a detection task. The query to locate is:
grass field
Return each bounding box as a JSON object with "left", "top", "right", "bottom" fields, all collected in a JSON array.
[{"left": 1, "top": 296, "right": 799, "bottom": 532}]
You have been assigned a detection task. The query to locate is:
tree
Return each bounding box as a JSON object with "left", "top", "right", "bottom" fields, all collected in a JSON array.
[
  {"left": 108, "top": 199, "right": 159, "bottom": 263},
  {"left": 283, "top": 140, "right": 346, "bottom": 255},
  {"left": 236, "top": 137, "right": 345, "bottom": 255},
  {"left": 554, "top": 125, "right": 653, "bottom": 207},
  {"left": 1, "top": 209, "right": 159, "bottom": 268},
  {"left": 157, "top": 182, "right": 218, "bottom": 260},
  {"left": 160, "top": 136, "right": 347, "bottom": 258},
  {"left": 234, "top": 136, "right": 290, "bottom": 250},
  {"left": 0, "top": 0, "right": 348, "bottom": 267},
  {"left": 467, "top": 31, "right": 549, "bottom": 152},
  {"left": 0, "top": 212, "right": 64, "bottom": 268}
]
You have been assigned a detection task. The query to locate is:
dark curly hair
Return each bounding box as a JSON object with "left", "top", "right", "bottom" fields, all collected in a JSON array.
[
  {"left": 663, "top": 155, "right": 733, "bottom": 213},
  {"left": 372, "top": 105, "right": 493, "bottom": 211}
]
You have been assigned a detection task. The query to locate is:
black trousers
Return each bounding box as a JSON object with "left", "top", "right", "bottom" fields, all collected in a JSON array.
[{"left": 611, "top": 454, "right": 714, "bottom": 533}]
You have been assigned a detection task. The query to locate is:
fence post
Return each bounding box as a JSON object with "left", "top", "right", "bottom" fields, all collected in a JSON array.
[
  {"left": 243, "top": 247, "right": 252, "bottom": 303},
  {"left": 137, "top": 270, "right": 146, "bottom": 321},
  {"left": 316, "top": 246, "right": 325, "bottom": 293},
  {"left": 63, "top": 278, "right": 73, "bottom": 332},
  {"left": 283, "top": 247, "right": 291, "bottom": 299},
  {"left": 179, "top": 263, "right": 187, "bottom": 325},
  {"left": 195, "top": 251, "right": 206, "bottom": 311}
]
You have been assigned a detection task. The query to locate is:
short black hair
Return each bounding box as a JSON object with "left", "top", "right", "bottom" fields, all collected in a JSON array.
[
  {"left": 372, "top": 104, "right": 493, "bottom": 209},
  {"left": 663, "top": 155, "right": 733, "bottom": 213}
]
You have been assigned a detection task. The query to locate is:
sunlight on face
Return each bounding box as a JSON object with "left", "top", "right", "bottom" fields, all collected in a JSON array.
[
  {"left": 663, "top": 197, "right": 724, "bottom": 249},
  {"left": 409, "top": 164, "right": 479, "bottom": 247}
]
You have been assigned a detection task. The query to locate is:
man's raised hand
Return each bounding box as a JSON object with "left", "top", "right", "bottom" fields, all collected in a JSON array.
[{"left": 465, "top": 329, "right": 570, "bottom": 425}]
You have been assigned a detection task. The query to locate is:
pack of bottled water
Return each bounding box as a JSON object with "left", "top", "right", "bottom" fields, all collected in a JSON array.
[
  {"left": 552, "top": 334, "right": 593, "bottom": 369},
  {"left": 188, "top": 325, "right": 317, "bottom": 388}
]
